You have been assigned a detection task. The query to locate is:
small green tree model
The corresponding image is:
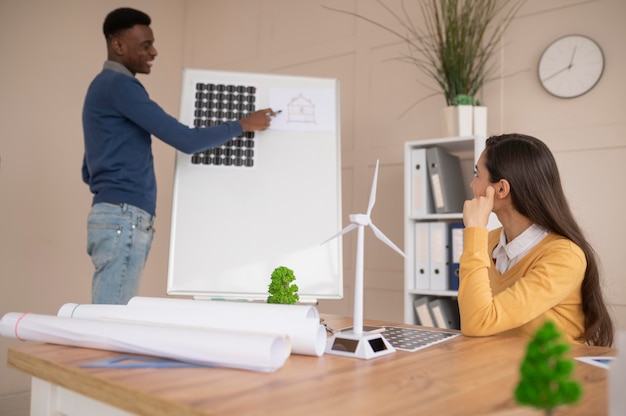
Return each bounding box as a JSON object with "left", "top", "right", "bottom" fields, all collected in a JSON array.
[
  {"left": 515, "top": 320, "right": 582, "bottom": 415},
  {"left": 267, "top": 266, "right": 299, "bottom": 304}
]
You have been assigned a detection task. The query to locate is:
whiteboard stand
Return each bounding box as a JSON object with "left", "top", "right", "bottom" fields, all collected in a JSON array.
[{"left": 168, "top": 68, "right": 343, "bottom": 302}]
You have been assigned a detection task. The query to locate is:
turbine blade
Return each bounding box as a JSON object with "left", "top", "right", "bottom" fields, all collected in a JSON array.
[
  {"left": 366, "top": 160, "right": 380, "bottom": 216},
  {"left": 320, "top": 223, "right": 358, "bottom": 245},
  {"left": 369, "top": 223, "right": 406, "bottom": 257}
]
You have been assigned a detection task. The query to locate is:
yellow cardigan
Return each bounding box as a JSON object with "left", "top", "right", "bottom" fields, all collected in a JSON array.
[{"left": 458, "top": 227, "right": 585, "bottom": 344}]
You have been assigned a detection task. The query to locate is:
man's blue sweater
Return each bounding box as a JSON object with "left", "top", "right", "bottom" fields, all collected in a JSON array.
[{"left": 82, "top": 61, "right": 243, "bottom": 216}]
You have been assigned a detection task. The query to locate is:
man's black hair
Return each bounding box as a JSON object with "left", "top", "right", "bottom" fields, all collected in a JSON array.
[{"left": 103, "top": 8, "right": 151, "bottom": 40}]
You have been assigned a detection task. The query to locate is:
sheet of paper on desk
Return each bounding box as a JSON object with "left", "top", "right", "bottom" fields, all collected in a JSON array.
[
  {"left": 81, "top": 355, "right": 204, "bottom": 369},
  {"left": 381, "top": 327, "right": 459, "bottom": 352},
  {"left": 0, "top": 312, "right": 290, "bottom": 372},
  {"left": 575, "top": 356, "right": 615, "bottom": 369},
  {"left": 58, "top": 296, "right": 326, "bottom": 356}
]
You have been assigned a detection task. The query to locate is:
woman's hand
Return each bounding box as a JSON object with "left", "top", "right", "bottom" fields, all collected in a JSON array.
[{"left": 463, "top": 186, "right": 495, "bottom": 228}]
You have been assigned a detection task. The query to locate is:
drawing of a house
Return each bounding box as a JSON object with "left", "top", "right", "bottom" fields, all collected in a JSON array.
[{"left": 287, "top": 94, "right": 316, "bottom": 124}]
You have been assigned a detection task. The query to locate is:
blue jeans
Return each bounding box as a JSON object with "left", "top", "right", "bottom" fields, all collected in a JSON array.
[{"left": 87, "top": 203, "right": 155, "bottom": 304}]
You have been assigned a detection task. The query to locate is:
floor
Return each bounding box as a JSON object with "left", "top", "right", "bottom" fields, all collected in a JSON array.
[{"left": 0, "top": 392, "right": 30, "bottom": 416}]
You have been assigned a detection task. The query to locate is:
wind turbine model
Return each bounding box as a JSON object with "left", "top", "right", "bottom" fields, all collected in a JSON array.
[{"left": 324, "top": 160, "right": 406, "bottom": 359}]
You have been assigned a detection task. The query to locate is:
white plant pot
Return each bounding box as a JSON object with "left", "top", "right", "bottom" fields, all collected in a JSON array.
[
  {"left": 473, "top": 106, "right": 487, "bottom": 137},
  {"left": 440, "top": 105, "right": 488, "bottom": 137},
  {"left": 441, "top": 105, "right": 473, "bottom": 137}
]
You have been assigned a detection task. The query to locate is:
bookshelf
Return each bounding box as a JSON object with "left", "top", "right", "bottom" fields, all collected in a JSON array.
[{"left": 403, "top": 136, "right": 489, "bottom": 328}]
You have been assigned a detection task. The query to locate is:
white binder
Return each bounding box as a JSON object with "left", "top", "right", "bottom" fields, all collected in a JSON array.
[
  {"left": 428, "top": 298, "right": 459, "bottom": 329},
  {"left": 413, "top": 297, "right": 435, "bottom": 327},
  {"left": 414, "top": 222, "right": 431, "bottom": 290},
  {"left": 410, "top": 148, "right": 434, "bottom": 216},
  {"left": 429, "top": 222, "right": 449, "bottom": 291}
]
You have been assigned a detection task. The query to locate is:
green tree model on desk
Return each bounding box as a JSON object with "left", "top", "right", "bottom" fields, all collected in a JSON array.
[
  {"left": 267, "top": 266, "right": 299, "bottom": 304},
  {"left": 515, "top": 320, "right": 582, "bottom": 415}
]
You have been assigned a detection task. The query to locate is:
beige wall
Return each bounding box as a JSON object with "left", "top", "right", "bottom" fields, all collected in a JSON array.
[{"left": 1, "top": 0, "right": 624, "bottom": 398}]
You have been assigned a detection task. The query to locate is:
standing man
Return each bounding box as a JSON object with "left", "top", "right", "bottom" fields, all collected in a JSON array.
[{"left": 82, "top": 7, "right": 276, "bottom": 304}]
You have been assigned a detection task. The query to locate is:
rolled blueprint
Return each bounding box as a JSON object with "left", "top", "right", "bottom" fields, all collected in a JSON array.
[
  {"left": 59, "top": 299, "right": 326, "bottom": 356},
  {"left": 0, "top": 312, "right": 290, "bottom": 372},
  {"left": 128, "top": 296, "right": 319, "bottom": 319}
]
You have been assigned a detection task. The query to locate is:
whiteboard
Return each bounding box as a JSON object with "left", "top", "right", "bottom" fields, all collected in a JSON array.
[{"left": 167, "top": 68, "right": 343, "bottom": 301}]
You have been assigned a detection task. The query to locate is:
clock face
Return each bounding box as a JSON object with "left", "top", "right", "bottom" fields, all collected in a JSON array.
[{"left": 538, "top": 35, "right": 604, "bottom": 99}]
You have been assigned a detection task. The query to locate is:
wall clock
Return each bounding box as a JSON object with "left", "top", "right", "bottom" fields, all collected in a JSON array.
[{"left": 538, "top": 34, "right": 604, "bottom": 99}]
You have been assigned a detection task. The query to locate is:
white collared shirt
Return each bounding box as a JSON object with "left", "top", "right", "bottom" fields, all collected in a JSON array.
[{"left": 492, "top": 224, "right": 549, "bottom": 274}]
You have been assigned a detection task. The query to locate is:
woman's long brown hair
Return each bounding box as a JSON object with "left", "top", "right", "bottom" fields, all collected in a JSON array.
[{"left": 484, "top": 133, "right": 614, "bottom": 346}]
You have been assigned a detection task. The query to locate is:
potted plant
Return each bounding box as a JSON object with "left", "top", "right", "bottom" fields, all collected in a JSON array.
[{"left": 325, "top": 0, "right": 525, "bottom": 136}]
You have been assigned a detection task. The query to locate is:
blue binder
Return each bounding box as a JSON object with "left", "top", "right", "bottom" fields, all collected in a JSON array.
[{"left": 448, "top": 222, "right": 464, "bottom": 291}]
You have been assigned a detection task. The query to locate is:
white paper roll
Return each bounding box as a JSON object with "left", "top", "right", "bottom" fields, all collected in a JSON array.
[
  {"left": 128, "top": 296, "right": 319, "bottom": 319},
  {"left": 0, "top": 312, "right": 290, "bottom": 372},
  {"left": 58, "top": 300, "right": 326, "bottom": 356}
]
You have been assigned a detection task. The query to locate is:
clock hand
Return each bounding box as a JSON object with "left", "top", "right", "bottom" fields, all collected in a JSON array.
[
  {"left": 542, "top": 63, "right": 573, "bottom": 82},
  {"left": 542, "top": 46, "right": 579, "bottom": 82},
  {"left": 569, "top": 46, "right": 577, "bottom": 66}
]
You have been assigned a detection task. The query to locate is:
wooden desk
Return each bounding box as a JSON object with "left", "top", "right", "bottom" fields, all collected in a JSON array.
[{"left": 8, "top": 316, "right": 614, "bottom": 416}]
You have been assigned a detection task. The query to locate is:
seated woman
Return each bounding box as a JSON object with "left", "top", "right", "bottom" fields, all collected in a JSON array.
[{"left": 459, "top": 133, "right": 613, "bottom": 346}]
